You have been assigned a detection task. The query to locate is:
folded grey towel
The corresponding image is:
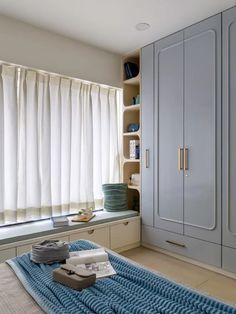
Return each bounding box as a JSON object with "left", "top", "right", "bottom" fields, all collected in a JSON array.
[{"left": 31, "top": 240, "right": 69, "bottom": 264}]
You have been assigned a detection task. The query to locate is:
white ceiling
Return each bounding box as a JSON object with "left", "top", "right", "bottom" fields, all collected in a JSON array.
[{"left": 0, "top": 0, "right": 235, "bottom": 55}]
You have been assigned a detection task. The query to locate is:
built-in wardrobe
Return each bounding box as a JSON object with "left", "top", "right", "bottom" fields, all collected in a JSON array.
[{"left": 141, "top": 6, "right": 236, "bottom": 273}]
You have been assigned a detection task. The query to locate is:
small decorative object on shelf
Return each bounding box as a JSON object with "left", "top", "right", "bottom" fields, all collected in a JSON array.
[
  {"left": 72, "top": 208, "right": 95, "bottom": 222},
  {"left": 127, "top": 123, "right": 139, "bottom": 132},
  {"left": 131, "top": 94, "right": 140, "bottom": 105}
]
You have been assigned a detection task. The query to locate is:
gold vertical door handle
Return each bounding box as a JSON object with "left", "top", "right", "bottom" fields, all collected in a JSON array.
[
  {"left": 178, "top": 148, "right": 183, "bottom": 171},
  {"left": 184, "top": 147, "right": 189, "bottom": 170},
  {"left": 145, "top": 149, "right": 149, "bottom": 168}
]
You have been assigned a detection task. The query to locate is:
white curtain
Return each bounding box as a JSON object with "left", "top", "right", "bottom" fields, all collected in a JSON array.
[{"left": 0, "top": 65, "right": 120, "bottom": 225}]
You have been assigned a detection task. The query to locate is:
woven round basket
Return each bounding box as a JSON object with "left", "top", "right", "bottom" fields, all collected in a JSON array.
[{"left": 102, "top": 183, "right": 128, "bottom": 211}]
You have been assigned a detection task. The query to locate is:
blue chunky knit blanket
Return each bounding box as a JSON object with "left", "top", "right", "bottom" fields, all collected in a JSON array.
[{"left": 7, "top": 240, "right": 236, "bottom": 314}]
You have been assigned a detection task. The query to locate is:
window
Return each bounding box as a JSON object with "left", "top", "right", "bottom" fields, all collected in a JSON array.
[{"left": 0, "top": 64, "right": 121, "bottom": 226}]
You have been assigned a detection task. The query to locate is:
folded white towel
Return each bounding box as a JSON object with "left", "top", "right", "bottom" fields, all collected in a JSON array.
[{"left": 130, "top": 173, "right": 140, "bottom": 186}]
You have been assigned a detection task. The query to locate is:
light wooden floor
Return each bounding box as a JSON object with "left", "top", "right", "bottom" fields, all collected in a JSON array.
[{"left": 121, "top": 246, "right": 236, "bottom": 306}]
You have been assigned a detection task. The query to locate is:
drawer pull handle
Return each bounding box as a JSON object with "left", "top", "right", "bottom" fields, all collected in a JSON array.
[
  {"left": 178, "top": 148, "right": 184, "bottom": 171},
  {"left": 184, "top": 147, "right": 189, "bottom": 171},
  {"left": 145, "top": 149, "right": 150, "bottom": 168},
  {"left": 88, "top": 229, "right": 94, "bottom": 235},
  {"left": 123, "top": 222, "right": 129, "bottom": 226},
  {"left": 166, "top": 240, "right": 186, "bottom": 248}
]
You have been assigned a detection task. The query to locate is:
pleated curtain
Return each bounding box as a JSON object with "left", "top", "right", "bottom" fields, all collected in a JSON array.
[{"left": 0, "top": 65, "right": 120, "bottom": 224}]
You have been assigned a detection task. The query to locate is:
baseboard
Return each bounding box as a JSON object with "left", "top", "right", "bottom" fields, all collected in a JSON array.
[{"left": 142, "top": 242, "right": 236, "bottom": 280}]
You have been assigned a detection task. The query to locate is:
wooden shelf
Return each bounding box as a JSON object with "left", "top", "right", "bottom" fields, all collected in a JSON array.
[
  {"left": 123, "top": 104, "right": 140, "bottom": 111},
  {"left": 123, "top": 73, "right": 140, "bottom": 86},
  {"left": 123, "top": 158, "right": 140, "bottom": 163},
  {"left": 123, "top": 131, "right": 140, "bottom": 137}
]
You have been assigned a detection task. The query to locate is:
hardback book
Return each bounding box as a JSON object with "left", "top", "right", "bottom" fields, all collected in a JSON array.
[{"left": 52, "top": 216, "right": 69, "bottom": 227}]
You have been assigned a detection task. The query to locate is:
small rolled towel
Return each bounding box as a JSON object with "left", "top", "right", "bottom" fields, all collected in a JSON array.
[
  {"left": 67, "top": 248, "right": 108, "bottom": 266},
  {"left": 31, "top": 240, "right": 69, "bottom": 264}
]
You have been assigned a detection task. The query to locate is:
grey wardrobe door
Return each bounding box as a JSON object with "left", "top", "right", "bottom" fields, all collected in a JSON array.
[
  {"left": 184, "top": 14, "right": 221, "bottom": 244},
  {"left": 141, "top": 44, "right": 154, "bottom": 226},
  {"left": 154, "top": 32, "right": 184, "bottom": 234},
  {"left": 222, "top": 7, "right": 236, "bottom": 249}
]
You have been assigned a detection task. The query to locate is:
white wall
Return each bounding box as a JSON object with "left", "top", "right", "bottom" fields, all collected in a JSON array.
[{"left": 0, "top": 15, "right": 122, "bottom": 87}]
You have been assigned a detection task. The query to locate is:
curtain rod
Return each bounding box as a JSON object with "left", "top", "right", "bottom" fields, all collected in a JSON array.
[{"left": 0, "top": 60, "right": 122, "bottom": 91}]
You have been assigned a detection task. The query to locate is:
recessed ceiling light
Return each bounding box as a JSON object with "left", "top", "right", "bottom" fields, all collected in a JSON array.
[{"left": 135, "top": 23, "right": 150, "bottom": 31}]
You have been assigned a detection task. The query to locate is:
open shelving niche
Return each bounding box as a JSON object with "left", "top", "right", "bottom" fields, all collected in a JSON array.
[{"left": 122, "top": 51, "right": 140, "bottom": 212}]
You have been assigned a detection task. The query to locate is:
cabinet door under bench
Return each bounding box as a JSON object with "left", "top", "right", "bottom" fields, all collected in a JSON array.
[
  {"left": 69, "top": 226, "right": 110, "bottom": 248},
  {"left": 110, "top": 217, "right": 140, "bottom": 252}
]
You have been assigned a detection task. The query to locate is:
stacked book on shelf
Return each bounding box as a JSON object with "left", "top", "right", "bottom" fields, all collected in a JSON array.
[
  {"left": 129, "top": 140, "right": 140, "bottom": 160},
  {"left": 124, "top": 62, "right": 139, "bottom": 80}
]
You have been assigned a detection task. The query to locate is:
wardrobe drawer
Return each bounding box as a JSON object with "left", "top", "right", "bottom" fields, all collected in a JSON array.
[
  {"left": 69, "top": 226, "right": 109, "bottom": 248},
  {"left": 222, "top": 246, "right": 236, "bottom": 273},
  {"left": 142, "top": 226, "right": 221, "bottom": 267},
  {"left": 0, "top": 248, "right": 16, "bottom": 263},
  {"left": 16, "top": 235, "right": 69, "bottom": 256},
  {"left": 110, "top": 218, "right": 140, "bottom": 250}
]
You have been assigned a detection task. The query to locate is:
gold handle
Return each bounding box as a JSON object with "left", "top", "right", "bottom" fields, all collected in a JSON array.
[
  {"left": 166, "top": 240, "right": 186, "bottom": 248},
  {"left": 145, "top": 149, "right": 149, "bottom": 168},
  {"left": 88, "top": 229, "right": 94, "bottom": 235},
  {"left": 184, "top": 147, "right": 189, "bottom": 170},
  {"left": 178, "top": 148, "right": 183, "bottom": 171},
  {"left": 123, "top": 221, "right": 129, "bottom": 226}
]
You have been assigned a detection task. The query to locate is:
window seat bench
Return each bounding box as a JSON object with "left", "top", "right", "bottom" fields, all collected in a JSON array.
[{"left": 0, "top": 210, "right": 140, "bottom": 263}]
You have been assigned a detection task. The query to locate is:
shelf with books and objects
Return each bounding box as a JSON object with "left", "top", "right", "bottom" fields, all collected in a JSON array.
[
  {"left": 122, "top": 50, "right": 141, "bottom": 212},
  {"left": 123, "top": 81, "right": 140, "bottom": 108},
  {"left": 123, "top": 52, "right": 140, "bottom": 108}
]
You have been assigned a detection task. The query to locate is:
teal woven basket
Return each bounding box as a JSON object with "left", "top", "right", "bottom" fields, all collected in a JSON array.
[{"left": 102, "top": 183, "right": 128, "bottom": 212}]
